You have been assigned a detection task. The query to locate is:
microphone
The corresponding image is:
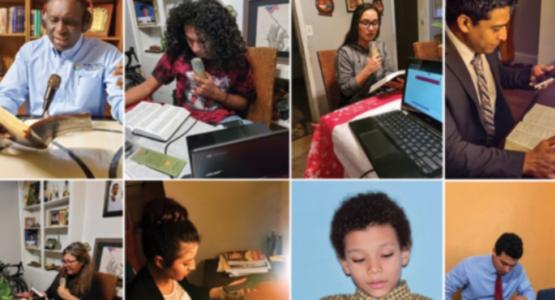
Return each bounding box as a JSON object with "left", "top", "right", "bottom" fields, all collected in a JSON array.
[
  {"left": 368, "top": 41, "right": 380, "bottom": 58},
  {"left": 42, "top": 74, "right": 61, "bottom": 117},
  {"left": 59, "top": 276, "right": 66, "bottom": 288},
  {"left": 191, "top": 57, "right": 206, "bottom": 79}
]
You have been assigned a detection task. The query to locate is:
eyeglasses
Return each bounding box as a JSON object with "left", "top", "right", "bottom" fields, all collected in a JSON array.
[
  {"left": 62, "top": 259, "right": 78, "bottom": 265},
  {"left": 359, "top": 20, "right": 380, "bottom": 29}
]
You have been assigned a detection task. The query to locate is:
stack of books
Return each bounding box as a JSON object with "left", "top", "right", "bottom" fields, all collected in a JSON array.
[
  {"left": 0, "top": 6, "right": 25, "bottom": 34},
  {"left": 217, "top": 250, "right": 271, "bottom": 277}
]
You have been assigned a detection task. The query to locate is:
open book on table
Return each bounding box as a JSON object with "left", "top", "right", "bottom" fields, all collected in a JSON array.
[
  {"left": 125, "top": 101, "right": 190, "bottom": 142},
  {"left": 505, "top": 104, "right": 555, "bottom": 152}
]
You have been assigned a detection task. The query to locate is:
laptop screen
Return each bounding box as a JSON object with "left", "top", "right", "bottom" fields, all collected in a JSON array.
[{"left": 403, "top": 59, "right": 443, "bottom": 122}]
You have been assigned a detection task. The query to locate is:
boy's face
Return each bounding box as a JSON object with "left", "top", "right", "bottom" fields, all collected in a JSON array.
[
  {"left": 340, "top": 224, "right": 409, "bottom": 298},
  {"left": 164, "top": 241, "right": 199, "bottom": 281}
]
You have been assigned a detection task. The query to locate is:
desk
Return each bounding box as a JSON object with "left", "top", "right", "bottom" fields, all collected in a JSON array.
[
  {"left": 0, "top": 120, "right": 122, "bottom": 178},
  {"left": 304, "top": 92, "right": 401, "bottom": 178},
  {"left": 125, "top": 116, "right": 223, "bottom": 179},
  {"left": 506, "top": 83, "right": 555, "bottom": 123},
  {"left": 203, "top": 258, "right": 288, "bottom": 300}
]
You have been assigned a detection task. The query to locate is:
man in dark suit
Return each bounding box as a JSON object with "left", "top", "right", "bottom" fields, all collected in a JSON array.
[{"left": 445, "top": 0, "right": 555, "bottom": 178}]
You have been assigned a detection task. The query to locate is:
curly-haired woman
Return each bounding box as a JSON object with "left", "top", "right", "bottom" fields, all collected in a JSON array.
[{"left": 126, "top": 0, "right": 255, "bottom": 125}]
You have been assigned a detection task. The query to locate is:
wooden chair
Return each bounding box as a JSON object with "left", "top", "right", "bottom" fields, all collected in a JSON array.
[
  {"left": 94, "top": 272, "right": 118, "bottom": 300},
  {"left": 412, "top": 40, "right": 442, "bottom": 60},
  {"left": 317, "top": 50, "right": 342, "bottom": 111},
  {"left": 245, "top": 47, "right": 277, "bottom": 127}
]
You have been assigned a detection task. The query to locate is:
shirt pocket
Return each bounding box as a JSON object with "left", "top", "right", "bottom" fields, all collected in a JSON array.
[{"left": 75, "top": 68, "right": 104, "bottom": 114}]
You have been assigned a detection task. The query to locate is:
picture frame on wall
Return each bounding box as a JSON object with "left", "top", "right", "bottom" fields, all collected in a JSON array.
[
  {"left": 346, "top": 0, "right": 363, "bottom": 12},
  {"left": 87, "top": 3, "right": 114, "bottom": 37},
  {"left": 93, "top": 238, "right": 123, "bottom": 288},
  {"left": 103, "top": 180, "right": 123, "bottom": 218},
  {"left": 247, "top": 0, "right": 290, "bottom": 58}
]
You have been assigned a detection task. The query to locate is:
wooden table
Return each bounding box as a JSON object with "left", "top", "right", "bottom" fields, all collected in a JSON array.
[{"left": 505, "top": 82, "right": 555, "bottom": 123}]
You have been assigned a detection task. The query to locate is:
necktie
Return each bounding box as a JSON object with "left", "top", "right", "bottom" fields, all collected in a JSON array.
[
  {"left": 471, "top": 54, "right": 496, "bottom": 140},
  {"left": 495, "top": 273, "right": 503, "bottom": 300}
]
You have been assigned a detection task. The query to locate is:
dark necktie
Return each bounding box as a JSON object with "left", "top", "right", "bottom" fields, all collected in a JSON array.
[
  {"left": 471, "top": 54, "right": 496, "bottom": 140},
  {"left": 495, "top": 273, "right": 503, "bottom": 300}
]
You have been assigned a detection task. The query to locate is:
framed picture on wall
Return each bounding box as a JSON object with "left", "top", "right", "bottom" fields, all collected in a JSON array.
[
  {"left": 247, "top": 0, "right": 290, "bottom": 58},
  {"left": 93, "top": 238, "right": 123, "bottom": 287},
  {"left": 103, "top": 180, "right": 123, "bottom": 218},
  {"left": 346, "top": 0, "right": 363, "bottom": 12}
]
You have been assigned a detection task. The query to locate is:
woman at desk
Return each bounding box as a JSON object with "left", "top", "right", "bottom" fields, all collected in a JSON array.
[
  {"left": 125, "top": 0, "right": 255, "bottom": 125},
  {"left": 336, "top": 3, "right": 396, "bottom": 105},
  {"left": 126, "top": 197, "right": 247, "bottom": 299},
  {"left": 44, "top": 242, "right": 104, "bottom": 300}
]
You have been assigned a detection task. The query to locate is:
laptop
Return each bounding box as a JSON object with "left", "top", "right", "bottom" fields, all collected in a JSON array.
[
  {"left": 349, "top": 58, "right": 442, "bottom": 178},
  {"left": 187, "top": 123, "right": 289, "bottom": 178}
]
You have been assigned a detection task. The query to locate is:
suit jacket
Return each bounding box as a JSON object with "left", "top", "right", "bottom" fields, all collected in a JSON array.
[
  {"left": 126, "top": 267, "right": 210, "bottom": 300},
  {"left": 445, "top": 35, "right": 531, "bottom": 178}
]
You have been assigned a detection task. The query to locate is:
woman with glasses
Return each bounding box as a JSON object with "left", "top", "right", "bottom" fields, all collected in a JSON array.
[
  {"left": 336, "top": 3, "right": 396, "bottom": 105},
  {"left": 45, "top": 242, "right": 104, "bottom": 300}
]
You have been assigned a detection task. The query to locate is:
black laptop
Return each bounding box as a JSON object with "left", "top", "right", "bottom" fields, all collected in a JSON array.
[
  {"left": 349, "top": 58, "right": 443, "bottom": 178},
  {"left": 187, "top": 123, "right": 289, "bottom": 178}
]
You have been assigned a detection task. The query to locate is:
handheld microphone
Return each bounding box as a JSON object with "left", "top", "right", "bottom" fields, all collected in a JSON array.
[
  {"left": 368, "top": 41, "right": 380, "bottom": 58},
  {"left": 191, "top": 57, "right": 206, "bottom": 79},
  {"left": 42, "top": 74, "right": 61, "bottom": 117},
  {"left": 59, "top": 276, "right": 66, "bottom": 288}
]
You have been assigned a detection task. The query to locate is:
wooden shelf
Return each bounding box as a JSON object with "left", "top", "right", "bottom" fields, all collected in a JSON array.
[
  {"left": 44, "top": 197, "right": 69, "bottom": 209},
  {"left": 0, "top": 33, "right": 25, "bottom": 37},
  {"left": 137, "top": 24, "right": 160, "bottom": 29},
  {"left": 25, "top": 246, "right": 40, "bottom": 251},
  {"left": 45, "top": 225, "right": 68, "bottom": 230},
  {"left": 24, "top": 203, "right": 41, "bottom": 212}
]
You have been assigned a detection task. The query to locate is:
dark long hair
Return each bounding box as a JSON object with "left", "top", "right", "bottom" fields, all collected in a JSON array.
[
  {"left": 164, "top": 0, "right": 247, "bottom": 70},
  {"left": 62, "top": 242, "right": 94, "bottom": 297},
  {"left": 341, "top": 3, "right": 382, "bottom": 47}
]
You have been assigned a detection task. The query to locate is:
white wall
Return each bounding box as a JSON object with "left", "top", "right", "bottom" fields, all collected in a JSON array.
[
  {"left": 0, "top": 182, "right": 22, "bottom": 263},
  {"left": 294, "top": 0, "right": 397, "bottom": 120},
  {"left": 81, "top": 181, "right": 124, "bottom": 250},
  {"left": 538, "top": 0, "right": 555, "bottom": 65}
]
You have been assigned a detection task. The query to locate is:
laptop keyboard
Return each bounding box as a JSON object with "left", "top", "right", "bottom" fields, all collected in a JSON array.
[{"left": 375, "top": 111, "right": 442, "bottom": 175}]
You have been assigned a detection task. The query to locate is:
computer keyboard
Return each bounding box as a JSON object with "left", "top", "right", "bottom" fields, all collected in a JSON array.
[{"left": 375, "top": 111, "right": 442, "bottom": 175}]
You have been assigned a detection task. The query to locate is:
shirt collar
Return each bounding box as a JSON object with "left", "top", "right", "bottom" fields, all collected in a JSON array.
[
  {"left": 46, "top": 34, "right": 85, "bottom": 59},
  {"left": 354, "top": 280, "right": 411, "bottom": 300},
  {"left": 446, "top": 27, "right": 478, "bottom": 65}
]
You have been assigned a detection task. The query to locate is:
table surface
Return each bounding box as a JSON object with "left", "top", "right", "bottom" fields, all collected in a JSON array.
[
  {"left": 506, "top": 83, "right": 555, "bottom": 123},
  {"left": 0, "top": 120, "right": 123, "bottom": 178},
  {"left": 125, "top": 116, "right": 223, "bottom": 179}
]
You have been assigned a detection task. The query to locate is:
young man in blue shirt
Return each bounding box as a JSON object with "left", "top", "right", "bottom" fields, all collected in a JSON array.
[
  {"left": 445, "top": 233, "right": 535, "bottom": 300},
  {"left": 0, "top": 0, "right": 122, "bottom": 122}
]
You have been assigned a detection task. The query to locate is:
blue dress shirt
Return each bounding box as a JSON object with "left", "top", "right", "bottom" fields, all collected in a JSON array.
[
  {"left": 0, "top": 35, "right": 122, "bottom": 122},
  {"left": 445, "top": 255, "right": 535, "bottom": 300}
]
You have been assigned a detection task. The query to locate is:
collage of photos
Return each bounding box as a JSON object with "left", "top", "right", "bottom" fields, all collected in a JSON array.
[{"left": 0, "top": 0, "right": 553, "bottom": 299}]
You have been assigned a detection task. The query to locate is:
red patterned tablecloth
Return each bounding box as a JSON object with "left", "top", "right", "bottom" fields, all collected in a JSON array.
[{"left": 304, "top": 92, "right": 402, "bottom": 178}]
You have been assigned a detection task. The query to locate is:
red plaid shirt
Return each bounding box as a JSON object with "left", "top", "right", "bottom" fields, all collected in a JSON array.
[{"left": 152, "top": 53, "right": 255, "bottom": 124}]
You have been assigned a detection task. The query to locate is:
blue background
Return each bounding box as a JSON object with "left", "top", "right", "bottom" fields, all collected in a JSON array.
[{"left": 292, "top": 181, "right": 443, "bottom": 299}]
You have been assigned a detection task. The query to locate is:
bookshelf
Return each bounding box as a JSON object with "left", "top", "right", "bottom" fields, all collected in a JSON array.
[
  {"left": 0, "top": 0, "right": 123, "bottom": 80},
  {"left": 18, "top": 181, "right": 86, "bottom": 288}
]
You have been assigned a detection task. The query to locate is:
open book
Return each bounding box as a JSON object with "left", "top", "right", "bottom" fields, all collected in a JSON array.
[
  {"left": 125, "top": 101, "right": 190, "bottom": 142},
  {"left": 369, "top": 70, "right": 406, "bottom": 94},
  {"left": 505, "top": 104, "right": 555, "bottom": 152},
  {"left": 0, "top": 107, "right": 92, "bottom": 149}
]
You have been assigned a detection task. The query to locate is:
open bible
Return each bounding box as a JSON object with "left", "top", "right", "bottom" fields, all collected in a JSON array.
[{"left": 0, "top": 107, "right": 92, "bottom": 149}]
